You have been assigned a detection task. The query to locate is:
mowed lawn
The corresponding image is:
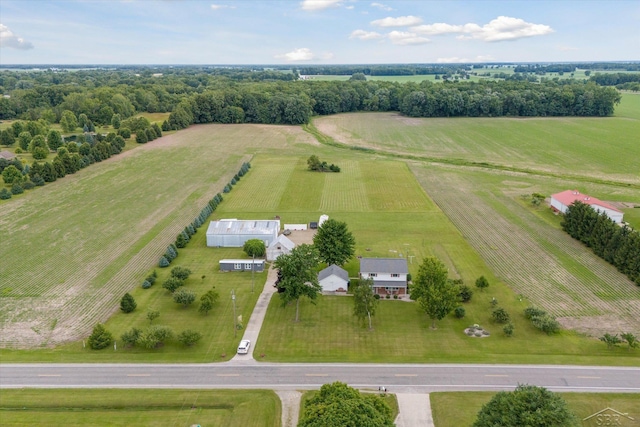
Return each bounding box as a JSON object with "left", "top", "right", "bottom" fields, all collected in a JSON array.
[
  {"left": 313, "top": 93, "right": 640, "bottom": 185},
  {"left": 0, "top": 389, "right": 280, "bottom": 427},
  {"left": 430, "top": 392, "right": 640, "bottom": 427},
  {"left": 0, "top": 123, "right": 315, "bottom": 350},
  {"left": 221, "top": 156, "right": 639, "bottom": 365}
]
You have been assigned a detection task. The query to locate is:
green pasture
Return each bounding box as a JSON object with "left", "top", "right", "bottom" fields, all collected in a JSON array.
[
  {"left": 0, "top": 389, "right": 280, "bottom": 427},
  {"left": 0, "top": 124, "right": 313, "bottom": 355},
  {"left": 313, "top": 110, "right": 640, "bottom": 185},
  {"left": 430, "top": 392, "right": 640, "bottom": 427}
]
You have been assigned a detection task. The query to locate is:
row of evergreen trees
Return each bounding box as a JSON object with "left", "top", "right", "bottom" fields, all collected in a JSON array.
[
  {"left": 158, "top": 161, "right": 251, "bottom": 268},
  {"left": 561, "top": 201, "right": 640, "bottom": 285}
]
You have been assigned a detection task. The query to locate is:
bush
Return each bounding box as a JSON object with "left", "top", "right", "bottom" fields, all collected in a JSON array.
[
  {"left": 0, "top": 188, "right": 12, "bottom": 200},
  {"left": 531, "top": 314, "right": 560, "bottom": 335},
  {"left": 14, "top": 147, "right": 23, "bottom": 154},
  {"left": 22, "top": 180, "right": 35, "bottom": 190},
  {"left": 88, "top": 323, "right": 113, "bottom": 350},
  {"left": 503, "top": 323, "right": 514, "bottom": 337},
  {"left": 121, "top": 327, "right": 142, "bottom": 347},
  {"left": 158, "top": 256, "right": 170, "bottom": 268},
  {"left": 374, "top": 294, "right": 381, "bottom": 300},
  {"left": 393, "top": 294, "right": 398, "bottom": 299},
  {"left": 162, "top": 277, "right": 184, "bottom": 293},
  {"left": 120, "top": 293, "right": 137, "bottom": 313},
  {"left": 492, "top": 307, "right": 511, "bottom": 324},
  {"left": 524, "top": 306, "right": 546, "bottom": 319},
  {"left": 10, "top": 183, "right": 23, "bottom": 195},
  {"left": 118, "top": 128, "right": 131, "bottom": 138},
  {"left": 170, "top": 266, "right": 192, "bottom": 280},
  {"left": 454, "top": 306, "right": 466, "bottom": 319},
  {"left": 141, "top": 280, "right": 152, "bottom": 289},
  {"left": 176, "top": 233, "right": 188, "bottom": 248},
  {"left": 173, "top": 288, "right": 196, "bottom": 307},
  {"left": 178, "top": 329, "right": 202, "bottom": 346},
  {"left": 458, "top": 285, "right": 473, "bottom": 303},
  {"left": 475, "top": 275, "right": 489, "bottom": 291}
]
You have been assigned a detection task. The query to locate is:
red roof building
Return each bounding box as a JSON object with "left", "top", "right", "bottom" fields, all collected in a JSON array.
[{"left": 550, "top": 190, "right": 624, "bottom": 224}]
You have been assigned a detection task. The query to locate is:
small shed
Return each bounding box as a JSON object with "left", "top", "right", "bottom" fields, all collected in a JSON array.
[
  {"left": 319, "top": 214, "right": 329, "bottom": 227},
  {"left": 219, "top": 259, "right": 265, "bottom": 272},
  {"left": 266, "top": 234, "right": 295, "bottom": 261},
  {"left": 318, "top": 264, "right": 349, "bottom": 292}
]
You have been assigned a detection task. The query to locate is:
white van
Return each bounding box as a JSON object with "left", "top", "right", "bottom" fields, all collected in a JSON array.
[{"left": 237, "top": 340, "right": 251, "bottom": 354}]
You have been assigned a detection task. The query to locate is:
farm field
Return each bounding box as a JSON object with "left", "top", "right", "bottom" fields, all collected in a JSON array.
[
  {"left": 430, "top": 392, "right": 640, "bottom": 427},
  {"left": 313, "top": 93, "right": 640, "bottom": 186},
  {"left": 223, "top": 157, "right": 637, "bottom": 365},
  {"left": 0, "top": 389, "right": 280, "bottom": 427},
  {"left": 0, "top": 123, "right": 316, "bottom": 349}
]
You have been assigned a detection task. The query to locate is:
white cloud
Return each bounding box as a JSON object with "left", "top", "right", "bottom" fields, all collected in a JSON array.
[
  {"left": 275, "top": 48, "right": 315, "bottom": 61},
  {"left": 371, "top": 15, "right": 422, "bottom": 27},
  {"left": 0, "top": 24, "right": 34, "bottom": 50},
  {"left": 210, "top": 4, "right": 235, "bottom": 10},
  {"left": 300, "top": 0, "right": 342, "bottom": 11},
  {"left": 371, "top": 2, "right": 393, "bottom": 11},
  {"left": 388, "top": 31, "right": 429, "bottom": 45},
  {"left": 412, "top": 16, "right": 553, "bottom": 42},
  {"left": 350, "top": 29, "right": 383, "bottom": 40}
]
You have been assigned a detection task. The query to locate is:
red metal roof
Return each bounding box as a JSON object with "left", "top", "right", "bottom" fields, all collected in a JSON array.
[{"left": 551, "top": 190, "right": 622, "bottom": 213}]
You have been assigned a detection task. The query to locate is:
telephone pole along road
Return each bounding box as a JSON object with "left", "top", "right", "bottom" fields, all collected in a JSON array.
[{"left": 2, "top": 363, "right": 639, "bottom": 393}]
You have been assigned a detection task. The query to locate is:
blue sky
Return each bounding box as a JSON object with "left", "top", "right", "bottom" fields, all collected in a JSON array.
[{"left": 1, "top": 0, "right": 638, "bottom": 64}]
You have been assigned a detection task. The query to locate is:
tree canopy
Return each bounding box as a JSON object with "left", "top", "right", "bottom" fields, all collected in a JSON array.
[
  {"left": 312, "top": 218, "right": 355, "bottom": 266},
  {"left": 243, "top": 238, "right": 266, "bottom": 257},
  {"left": 473, "top": 385, "right": 579, "bottom": 427},
  {"left": 274, "top": 243, "right": 321, "bottom": 322},
  {"left": 411, "top": 257, "right": 458, "bottom": 328}
]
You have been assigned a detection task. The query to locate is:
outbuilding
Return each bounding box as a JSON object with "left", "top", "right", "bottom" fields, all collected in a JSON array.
[
  {"left": 318, "top": 264, "right": 349, "bottom": 292},
  {"left": 550, "top": 190, "right": 624, "bottom": 224},
  {"left": 266, "top": 234, "right": 296, "bottom": 261},
  {"left": 0, "top": 151, "right": 16, "bottom": 161},
  {"left": 206, "top": 219, "right": 280, "bottom": 247},
  {"left": 219, "top": 259, "right": 265, "bottom": 272}
]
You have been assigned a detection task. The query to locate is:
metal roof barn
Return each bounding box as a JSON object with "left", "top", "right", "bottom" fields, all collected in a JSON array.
[{"left": 206, "top": 219, "right": 280, "bottom": 247}]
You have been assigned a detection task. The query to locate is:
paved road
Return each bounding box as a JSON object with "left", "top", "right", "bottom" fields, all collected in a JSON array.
[{"left": 2, "top": 363, "right": 639, "bottom": 393}]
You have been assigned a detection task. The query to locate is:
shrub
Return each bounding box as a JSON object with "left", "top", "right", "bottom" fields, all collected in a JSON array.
[
  {"left": 524, "top": 306, "right": 547, "bottom": 320},
  {"left": 22, "top": 180, "right": 35, "bottom": 190},
  {"left": 531, "top": 314, "right": 561, "bottom": 335},
  {"left": 176, "top": 233, "right": 188, "bottom": 248},
  {"left": 393, "top": 294, "right": 398, "bottom": 299},
  {"left": 162, "top": 277, "right": 184, "bottom": 293},
  {"left": 475, "top": 275, "right": 489, "bottom": 291},
  {"left": 490, "top": 297, "right": 498, "bottom": 307},
  {"left": 118, "top": 128, "right": 131, "bottom": 138},
  {"left": 503, "top": 323, "right": 514, "bottom": 337},
  {"left": 120, "top": 293, "right": 137, "bottom": 313},
  {"left": 14, "top": 147, "right": 23, "bottom": 154},
  {"left": 88, "top": 323, "right": 112, "bottom": 350},
  {"left": 173, "top": 288, "right": 197, "bottom": 307},
  {"left": 385, "top": 295, "right": 390, "bottom": 299},
  {"left": 0, "top": 188, "right": 12, "bottom": 200},
  {"left": 178, "top": 329, "right": 202, "bottom": 346},
  {"left": 374, "top": 294, "right": 381, "bottom": 300},
  {"left": 121, "top": 327, "right": 142, "bottom": 347},
  {"left": 141, "top": 280, "right": 152, "bottom": 289},
  {"left": 454, "top": 306, "right": 466, "bottom": 319},
  {"left": 458, "top": 285, "right": 473, "bottom": 303},
  {"left": 10, "top": 183, "right": 24, "bottom": 195},
  {"left": 158, "top": 256, "right": 170, "bottom": 268},
  {"left": 492, "top": 307, "right": 510, "bottom": 324},
  {"left": 170, "top": 266, "right": 192, "bottom": 280}
]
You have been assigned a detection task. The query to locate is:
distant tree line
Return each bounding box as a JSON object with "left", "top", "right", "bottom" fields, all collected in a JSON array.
[
  {"left": 561, "top": 201, "right": 640, "bottom": 286},
  {"left": 298, "top": 64, "right": 468, "bottom": 76},
  {"left": 514, "top": 62, "right": 640, "bottom": 73},
  {"left": 588, "top": 73, "right": 640, "bottom": 91}
]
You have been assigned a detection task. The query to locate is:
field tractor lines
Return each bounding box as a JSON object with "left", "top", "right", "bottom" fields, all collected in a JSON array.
[
  {"left": 320, "top": 160, "right": 369, "bottom": 212},
  {"left": 412, "top": 166, "right": 639, "bottom": 336}
]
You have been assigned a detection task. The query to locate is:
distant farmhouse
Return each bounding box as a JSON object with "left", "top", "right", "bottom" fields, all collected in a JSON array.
[
  {"left": 550, "top": 190, "right": 623, "bottom": 224},
  {"left": 318, "top": 264, "right": 349, "bottom": 293},
  {"left": 359, "top": 258, "right": 409, "bottom": 296},
  {"left": 0, "top": 151, "right": 17, "bottom": 161},
  {"left": 206, "top": 219, "right": 280, "bottom": 247}
]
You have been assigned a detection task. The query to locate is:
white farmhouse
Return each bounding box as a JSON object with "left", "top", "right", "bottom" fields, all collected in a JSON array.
[
  {"left": 550, "top": 190, "right": 623, "bottom": 224},
  {"left": 359, "top": 258, "right": 409, "bottom": 296}
]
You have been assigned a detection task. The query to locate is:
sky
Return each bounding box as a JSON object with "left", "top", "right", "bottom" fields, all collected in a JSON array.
[{"left": 0, "top": 0, "right": 638, "bottom": 65}]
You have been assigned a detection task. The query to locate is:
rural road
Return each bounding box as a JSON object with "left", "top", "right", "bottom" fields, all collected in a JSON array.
[{"left": 2, "top": 363, "right": 639, "bottom": 393}]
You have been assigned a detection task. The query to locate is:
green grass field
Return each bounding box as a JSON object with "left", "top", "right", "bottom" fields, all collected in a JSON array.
[
  {"left": 0, "top": 389, "right": 280, "bottom": 427},
  {"left": 430, "top": 392, "right": 640, "bottom": 427}
]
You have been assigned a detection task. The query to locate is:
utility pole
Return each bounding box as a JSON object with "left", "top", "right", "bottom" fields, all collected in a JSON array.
[
  {"left": 231, "top": 289, "right": 237, "bottom": 337},
  {"left": 251, "top": 253, "right": 255, "bottom": 293}
]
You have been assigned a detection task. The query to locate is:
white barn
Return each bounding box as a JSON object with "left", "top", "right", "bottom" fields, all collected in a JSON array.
[
  {"left": 318, "top": 264, "right": 349, "bottom": 292},
  {"left": 206, "top": 219, "right": 280, "bottom": 247},
  {"left": 550, "top": 190, "right": 624, "bottom": 224},
  {"left": 266, "top": 234, "right": 296, "bottom": 261}
]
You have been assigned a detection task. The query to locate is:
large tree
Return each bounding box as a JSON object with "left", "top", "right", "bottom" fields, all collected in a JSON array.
[
  {"left": 473, "top": 385, "right": 579, "bottom": 427},
  {"left": 353, "top": 278, "right": 378, "bottom": 330},
  {"left": 274, "top": 243, "right": 321, "bottom": 322},
  {"left": 312, "top": 218, "right": 355, "bottom": 266},
  {"left": 412, "top": 257, "right": 458, "bottom": 328},
  {"left": 243, "top": 238, "right": 266, "bottom": 257},
  {"left": 299, "top": 382, "right": 394, "bottom": 427},
  {"left": 59, "top": 110, "right": 78, "bottom": 133}
]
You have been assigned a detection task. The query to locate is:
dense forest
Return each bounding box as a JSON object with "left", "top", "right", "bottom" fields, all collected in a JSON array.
[
  {"left": 0, "top": 67, "right": 622, "bottom": 129},
  {"left": 562, "top": 202, "right": 640, "bottom": 286}
]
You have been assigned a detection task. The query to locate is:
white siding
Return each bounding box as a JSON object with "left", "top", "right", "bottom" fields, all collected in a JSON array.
[
  {"left": 319, "top": 275, "right": 349, "bottom": 292},
  {"left": 367, "top": 272, "right": 407, "bottom": 283},
  {"left": 550, "top": 197, "right": 568, "bottom": 213}
]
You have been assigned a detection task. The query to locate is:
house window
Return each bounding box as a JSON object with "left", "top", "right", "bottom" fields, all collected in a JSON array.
[
  {"left": 234, "top": 263, "right": 242, "bottom": 270},
  {"left": 245, "top": 263, "right": 252, "bottom": 270},
  {"left": 391, "top": 274, "right": 399, "bottom": 278},
  {"left": 369, "top": 273, "right": 377, "bottom": 278},
  {"left": 385, "top": 287, "right": 399, "bottom": 292}
]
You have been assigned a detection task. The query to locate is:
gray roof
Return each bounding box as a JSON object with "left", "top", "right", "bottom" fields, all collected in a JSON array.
[
  {"left": 360, "top": 258, "right": 408, "bottom": 274},
  {"left": 206, "top": 219, "right": 279, "bottom": 236},
  {"left": 268, "top": 234, "right": 295, "bottom": 250},
  {"left": 318, "top": 264, "right": 349, "bottom": 282},
  {"left": 371, "top": 280, "right": 407, "bottom": 288},
  {"left": 0, "top": 151, "right": 16, "bottom": 160}
]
